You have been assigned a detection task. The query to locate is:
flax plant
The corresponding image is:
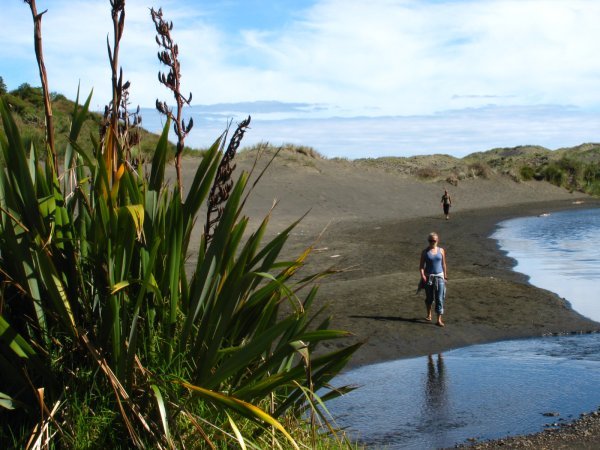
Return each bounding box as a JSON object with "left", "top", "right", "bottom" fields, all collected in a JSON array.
[
  {"left": 24, "top": 0, "right": 57, "bottom": 170},
  {"left": 0, "top": 2, "right": 359, "bottom": 449},
  {"left": 152, "top": 7, "right": 193, "bottom": 195}
]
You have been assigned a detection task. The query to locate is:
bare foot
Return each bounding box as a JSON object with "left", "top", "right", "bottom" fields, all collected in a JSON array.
[
  {"left": 425, "top": 316, "right": 432, "bottom": 322},
  {"left": 436, "top": 320, "right": 445, "bottom": 327}
]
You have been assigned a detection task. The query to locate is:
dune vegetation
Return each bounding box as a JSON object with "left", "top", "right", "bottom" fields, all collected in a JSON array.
[
  {"left": 0, "top": 2, "right": 360, "bottom": 449},
  {"left": 350, "top": 144, "right": 600, "bottom": 195}
]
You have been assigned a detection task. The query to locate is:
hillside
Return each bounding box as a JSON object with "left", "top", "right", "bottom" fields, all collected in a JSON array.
[
  {"left": 2, "top": 85, "right": 600, "bottom": 197},
  {"left": 234, "top": 141, "right": 600, "bottom": 204},
  {"left": 354, "top": 143, "right": 600, "bottom": 194},
  {"left": 0, "top": 84, "right": 196, "bottom": 161}
]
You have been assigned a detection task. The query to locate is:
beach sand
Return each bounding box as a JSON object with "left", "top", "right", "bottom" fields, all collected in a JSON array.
[
  {"left": 302, "top": 200, "right": 600, "bottom": 368},
  {"left": 204, "top": 153, "right": 600, "bottom": 366},
  {"left": 177, "top": 151, "right": 600, "bottom": 448}
]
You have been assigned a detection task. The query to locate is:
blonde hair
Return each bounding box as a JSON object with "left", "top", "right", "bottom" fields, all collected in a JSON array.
[{"left": 428, "top": 232, "right": 438, "bottom": 241}]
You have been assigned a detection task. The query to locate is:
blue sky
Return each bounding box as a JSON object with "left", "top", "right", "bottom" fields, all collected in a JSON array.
[{"left": 2, "top": 0, "right": 600, "bottom": 158}]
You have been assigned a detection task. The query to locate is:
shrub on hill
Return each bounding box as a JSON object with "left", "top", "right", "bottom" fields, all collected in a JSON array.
[
  {"left": 519, "top": 165, "right": 535, "bottom": 181},
  {"left": 416, "top": 166, "right": 441, "bottom": 179},
  {"left": 583, "top": 162, "right": 600, "bottom": 195},
  {"left": 467, "top": 162, "right": 492, "bottom": 179},
  {"left": 543, "top": 163, "right": 565, "bottom": 186},
  {"left": 465, "top": 146, "right": 600, "bottom": 195}
]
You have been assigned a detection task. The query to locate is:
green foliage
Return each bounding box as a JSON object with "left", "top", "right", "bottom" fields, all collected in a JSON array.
[
  {"left": 0, "top": 76, "right": 6, "bottom": 95},
  {"left": 467, "top": 146, "right": 600, "bottom": 195},
  {"left": 519, "top": 165, "right": 535, "bottom": 181},
  {"left": 583, "top": 162, "right": 600, "bottom": 195},
  {"left": 543, "top": 163, "right": 565, "bottom": 186},
  {"left": 0, "top": 96, "right": 358, "bottom": 448},
  {"left": 556, "top": 157, "right": 583, "bottom": 180},
  {"left": 538, "top": 156, "right": 600, "bottom": 193},
  {"left": 3, "top": 92, "right": 30, "bottom": 114},
  {"left": 12, "top": 83, "right": 44, "bottom": 106},
  {"left": 0, "top": 87, "right": 201, "bottom": 161}
]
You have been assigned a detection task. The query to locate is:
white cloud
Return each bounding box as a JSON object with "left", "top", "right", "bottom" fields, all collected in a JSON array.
[
  {"left": 3, "top": 1, "right": 600, "bottom": 157},
  {"left": 4, "top": 0, "right": 600, "bottom": 114},
  {"left": 141, "top": 103, "right": 600, "bottom": 159},
  {"left": 234, "top": 0, "right": 600, "bottom": 115}
]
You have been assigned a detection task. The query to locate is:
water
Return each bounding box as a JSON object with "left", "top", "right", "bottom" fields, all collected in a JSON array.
[
  {"left": 329, "top": 335, "right": 600, "bottom": 449},
  {"left": 492, "top": 207, "right": 600, "bottom": 322},
  {"left": 327, "top": 207, "right": 600, "bottom": 449}
]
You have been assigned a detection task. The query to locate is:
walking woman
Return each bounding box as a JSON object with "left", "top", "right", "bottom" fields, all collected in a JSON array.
[
  {"left": 419, "top": 232, "right": 448, "bottom": 327},
  {"left": 441, "top": 189, "right": 452, "bottom": 220}
]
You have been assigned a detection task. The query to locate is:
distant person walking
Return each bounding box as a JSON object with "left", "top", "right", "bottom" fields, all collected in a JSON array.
[
  {"left": 419, "top": 232, "right": 447, "bottom": 327},
  {"left": 441, "top": 189, "right": 452, "bottom": 220}
]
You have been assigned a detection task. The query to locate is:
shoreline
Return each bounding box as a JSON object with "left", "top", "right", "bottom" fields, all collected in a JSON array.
[
  {"left": 304, "top": 199, "right": 600, "bottom": 449},
  {"left": 298, "top": 198, "right": 600, "bottom": 369},
  {"left": 182, "top": 157, "right": 600, "bottom": 366},
  {"left": 453, "top": 406, "right": 600, "bottom": 449}
]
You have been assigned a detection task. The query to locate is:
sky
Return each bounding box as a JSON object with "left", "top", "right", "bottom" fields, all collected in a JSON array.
[{"left": 2, "top": 0, "right": 600, "bottom": 158}]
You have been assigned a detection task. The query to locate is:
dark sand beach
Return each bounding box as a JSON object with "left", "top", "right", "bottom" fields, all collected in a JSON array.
[
  {"left": 307, "top": 200, "right": 600, "bottom": 368},
  {"left": 179, "top": 151, "right": 600, "bottom": 448},
  {"left": 212, "top": 153, "right": 600, "bottom": 366}
]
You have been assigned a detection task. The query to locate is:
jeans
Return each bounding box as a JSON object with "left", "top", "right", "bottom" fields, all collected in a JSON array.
[{"left": 425, "top": 275, "right": 445, "bottom": 315}]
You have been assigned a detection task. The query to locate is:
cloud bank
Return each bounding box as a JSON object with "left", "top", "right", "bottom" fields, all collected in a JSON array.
[
  {"left": 142, "top": 103, "right": 600, "bottom": 159},
  {"left": 3, "top": 1, "right": 600, "bottom": 157}
]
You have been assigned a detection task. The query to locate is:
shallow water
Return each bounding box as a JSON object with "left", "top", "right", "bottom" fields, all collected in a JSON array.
[
  {"left": 492, "top": 207, "right": 600, "bottom": 322},
  {"left": 327, "top": 207, "right": 600, "bottom": 449},
  {"left": 328, "top": 334, "right": 600, "bottom": 449}
]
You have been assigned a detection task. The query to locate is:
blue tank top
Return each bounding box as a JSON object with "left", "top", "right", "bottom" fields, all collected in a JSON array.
[{"left": 424, "top": 248, "right": 443, "bottom": 274}]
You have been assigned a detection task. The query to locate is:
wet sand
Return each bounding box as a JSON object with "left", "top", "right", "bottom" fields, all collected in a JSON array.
[{"left": 292, "top": 199, "right": 600, "bottom": 368}]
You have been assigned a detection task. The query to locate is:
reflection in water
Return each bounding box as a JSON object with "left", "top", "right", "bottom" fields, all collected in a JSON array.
[
  {"left": 327, "top": 334, "right": 600, "bottom": 449},
  {"left": 422, "top": 354, "right": 449, "bottom": 448},
  {"left": 425, "top": 354, "right": 447, "bottom": 412}
]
